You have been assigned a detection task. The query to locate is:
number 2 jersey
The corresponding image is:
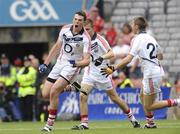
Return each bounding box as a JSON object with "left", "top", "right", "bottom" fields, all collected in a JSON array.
[
  {"left": 129, "top": 32, "right": 164, "bottom": 79},
  {"left": 57, "top": 24, "right": 91, "bottom": 64}
]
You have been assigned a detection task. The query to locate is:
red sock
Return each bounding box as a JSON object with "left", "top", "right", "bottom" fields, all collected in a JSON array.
[
  {"left": 47, "top": 109, "right": 57, "bottom": 126},
  {"left": 167, "top": 99, "right": 177, "bottom": 107},
  {"left": 146, "top": 113, "right": 155, "bottom": 125},
  {"left": 124, "top": 109, "right": 133, "bottom": 120},
  {"left": 81, "top": 115, "right": 88, "bottom": 124}
]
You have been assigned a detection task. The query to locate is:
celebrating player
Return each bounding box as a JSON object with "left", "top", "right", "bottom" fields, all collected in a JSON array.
[
  {"left": 101, "top": 17, "right": 180, "bottom": 128},
  {"left": 71, "top": 19, "right": 140, "bottom": 130},
  {"left": 39, "top": 11, "right": 91, "bottom": 132}
]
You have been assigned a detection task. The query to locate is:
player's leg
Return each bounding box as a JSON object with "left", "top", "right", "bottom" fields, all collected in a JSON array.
[
  {"left": 42, "top": 77, "right": 69, "bottom": 132},
  {"left": 140, "top": 89, "right": 156, "bottom": 128},
  {"left": 72, "top": 83, "right": 94, "bottom": 130},
  {"left": 143, "top": 77, "right": 180, "bottom": 111},
  {"left": 106, "top": 88, "right": 140, "bottom": 128},
  {"left": 41, "top": 63, "right": 63, "bottom": 100},
  {"left": 142, "top": 92, "right": 157, "bottom": 128},
  {"left": 41, "top": 79, "right": 54, "bottom": 100}
]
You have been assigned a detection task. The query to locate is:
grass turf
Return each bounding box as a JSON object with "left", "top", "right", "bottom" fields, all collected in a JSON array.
[{"left": 0, "top": 120, "right": 180, "bottom": 134}]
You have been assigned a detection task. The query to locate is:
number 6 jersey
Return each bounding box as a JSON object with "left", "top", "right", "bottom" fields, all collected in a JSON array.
[{"left": 129, "top": 32, "right": 164, "bottom": 79}]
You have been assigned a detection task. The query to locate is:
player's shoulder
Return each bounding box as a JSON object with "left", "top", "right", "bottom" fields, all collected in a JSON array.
[
  {"left": 61, "top": 24, "right": 72, "bottom": 30},
  {"left": 83, "top": 29, "right": 91, "bottom": 41},
  {"left": 96, "top": 34, "right": 107, "bottom": 42}
]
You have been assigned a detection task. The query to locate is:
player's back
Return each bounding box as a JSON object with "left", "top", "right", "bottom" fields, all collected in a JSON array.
[{"left": 132, "top": 33, "right": 164, "bottom": 78}]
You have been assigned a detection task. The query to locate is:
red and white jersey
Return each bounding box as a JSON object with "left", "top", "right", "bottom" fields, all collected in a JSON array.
[
  {"left": 57, "top": 24, "right": 91, "bottom": 64},
  {"left": 129, "top": 32, "right": 164, "bottom": 78},
  {"left": 84, "top": 33, "right": 111, "bottom": 81}
]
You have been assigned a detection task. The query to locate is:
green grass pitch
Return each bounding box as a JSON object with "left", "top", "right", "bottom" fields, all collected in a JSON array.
[{"left": 0, "top": 120, "right": 180, "bottom": 134}]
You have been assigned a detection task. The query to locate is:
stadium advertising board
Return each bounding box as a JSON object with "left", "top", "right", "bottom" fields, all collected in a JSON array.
[
  {"left": 0, "top": 0, "right": 83, "bottom": 27},
  {"left": 58, "top": 87, "right": 171, "bottom": 120}
]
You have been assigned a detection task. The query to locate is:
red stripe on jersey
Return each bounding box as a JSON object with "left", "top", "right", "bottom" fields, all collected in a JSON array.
[
  {"left": 97, "top": 34, "right": 109, "bottom": 51},
  {"left": 84, "top": 29, "right": 91, "bottom": 53},
  {"left": 87, "top": 66, "right": 90, "bottom": 75},
  {"left": 148, "top": 78, "right": 154, "bottom": 94}
]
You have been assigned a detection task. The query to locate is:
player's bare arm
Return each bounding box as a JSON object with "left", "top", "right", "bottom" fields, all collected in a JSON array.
[
  {"left": 115, "top": 54, "right": 134, "bottom": 70},
  {"left": 101, "top": 54, "right": 134, "bottom": 76},
  {"left": 75, "top": 52, "right": 90, "bottom": 68},
  {"left": 101, "top": 49, "right": 114, "bottom": 60},
  {"left": 44, "top": 39, "right": 62, "bottom": 65}
]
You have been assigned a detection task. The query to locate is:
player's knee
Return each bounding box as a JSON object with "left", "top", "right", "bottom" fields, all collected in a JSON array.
[
  {"left": 41, "top": 91, "right": 49, "bottom": 99},
  {"left": 109, "top": 95, "right": 118, "bottom": 103},
  {"left": 144, "top": 104, "right": 153, "bottom": 111},
  {"left": 80, "top": 93, "right": 88, "bottom": 102}
]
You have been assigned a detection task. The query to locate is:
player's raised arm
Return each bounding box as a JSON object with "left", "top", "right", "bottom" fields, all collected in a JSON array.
[
  {"left": 39, "top": 38, "right": 62, "bottom": 74},
  {"left": 44, "top": 39, "right": 62, "bottom": 66}
]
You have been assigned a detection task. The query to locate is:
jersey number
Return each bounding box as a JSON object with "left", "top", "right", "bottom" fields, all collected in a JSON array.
[
  {"left": 64, "top": 43, "right": 72, "bottom": 53},
  {"left": 147, "top": 43, "right": 157, "bottom": 59}
]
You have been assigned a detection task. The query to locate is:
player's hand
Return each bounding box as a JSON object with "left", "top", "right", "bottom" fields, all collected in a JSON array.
[
  {"left": 100, "top": 64, "right": 115, "bottom": 77},
  {"left": 68, "top": 60, "right": 76, "bottom": 67},
  {"left": 39, "top": 64, "right": 48, "bottom": 74},
  {"left": 94, "top": 56, "right": 103, "bottom": 66}
]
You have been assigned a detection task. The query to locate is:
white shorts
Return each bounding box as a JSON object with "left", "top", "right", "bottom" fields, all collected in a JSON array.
[
  {"left": 142, "top": 77, "right": 162, "bottom": 95},
  {"left": 82, "top": 75, "right": 114, "bottom": 91},
  {"left": 48, "top": 62, "right": 81, "bottom": 83}
]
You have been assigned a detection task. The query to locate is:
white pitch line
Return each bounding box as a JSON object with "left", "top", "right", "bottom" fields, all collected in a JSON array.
[{"left": 0, "top": 125, "right": 180, "bottom": 131}]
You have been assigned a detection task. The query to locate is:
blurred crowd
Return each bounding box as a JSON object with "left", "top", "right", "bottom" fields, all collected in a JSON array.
[
  {"left": 0, "top": 53, "right": 52, "bottom": 122},
  {"left": 0, "top": 0, "right": 179, "bottom": 122}
]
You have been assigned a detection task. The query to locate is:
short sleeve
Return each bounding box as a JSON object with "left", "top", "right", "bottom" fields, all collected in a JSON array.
[{"left": 129, "top": 37, "right": 139, "bottom": 56}]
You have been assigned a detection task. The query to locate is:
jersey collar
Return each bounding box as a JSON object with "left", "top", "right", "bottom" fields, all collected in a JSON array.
[
  {"left": 139, "top": 30, "right": 146, "bottom": 34},
  {"left": 91, "top": 32, "right": 97, "bottom": 40},
  {"left": 70, "top": 25, "right": 84, "bottom": 36}
]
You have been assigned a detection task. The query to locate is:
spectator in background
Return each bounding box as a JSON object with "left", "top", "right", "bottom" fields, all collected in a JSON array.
[
  {"left": 0, "top": 81, "right": 21, "bottom": 122},
  {"left": 0, "top": 54, "right": 20, "bottom": 121},
  {"left": 111, "top": 37, "right": 130, "bottom": 76},
  {"left": 14, "top": 58, "right": 23, "bottom": 72},
  {"left": 161, "top": 74, "right": 171, "bottom": 87},
  {"left": 117, "top": 71, "right": 134, "bottom": 89},
  {"left": 0, "top": 53, "right": 17, "bottom": 92},
  {"left": 88, "top": 7, "right": 104, "bottom": 33},
  {"left": 111, "top": 38, "right": 130, "bottom": 65},
  {"left": 28, "top": 54, "right": 39, "bottom": 70},
  {"left": 103, "top": 21, "right": 118, "bottom": 47},
  {"left": 0, "top": 81, "right": 10, "bottom": 122},
  {"left": 82, "top": 0, "right": 104, "bottom": 18},
  {"left": 17, "top": 56, "right": 37, "bottom": 121},
  {"left": 120, "top": 23, "right": 134, "bottom": 46},
  {"left": 82, "top": 1, "right": 104, "bottom": 33}
]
